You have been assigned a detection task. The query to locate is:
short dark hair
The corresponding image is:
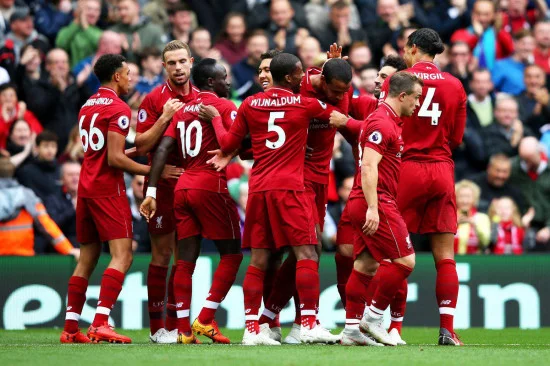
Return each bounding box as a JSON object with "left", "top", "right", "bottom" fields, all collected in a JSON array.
[
  {"left": 322, "top": 58, "right": 352, "bottom": 85},
  {"left": 162, "top": 40, "right": 192, "bottom": 62},
  {"left": 513, "top": 29, "right": 533, "bottom": 41},
  {"left": 36, "top": 130, "right": 58, "bottom": 146},
  {"left": 139, "top": 47, "right": 161, "bottom": 64},
  {"left": 0, "top": 82, "right": 17, "bottom": 94},
  {"left": 167, "top": 2, "right": 190, "bottom": 16},
  {"left": 94, "top": 54, "right": 126, "bottom": 83},
  {"left": 270, "top": 52, "right": 301, "bottom": 84},
  {"left": 488, "top": 153, "right": 511, "bottom": 167},
  {"left": 331, "top": 0, "right": 349, "bottom": 11},
  {"left": 388, "top": 72, "right": 424, "bottom": 97},
  {"left": 192, "top": 58, "right": 218, "bottom": 89},
  {"left": 383, "top": 55, "right": 407, "bottom": 72},
  {"left": 406, "top": 28, "right": 445, "bottom": 57},
  {"left": 190, "top": 26, "right": 210, "bottom": 43},
  {"left": 261, "top": 49, "right": 281, "bottom": 61}
]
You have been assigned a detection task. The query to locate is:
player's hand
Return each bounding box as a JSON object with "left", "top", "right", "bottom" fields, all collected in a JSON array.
[
  {"left": 69, "top": 248, "right": 80, "bottom": 262},
  {"left": 207, "top": 149, "right": 231, "bottom": 171},
  {"left": 522, "top": 207, "right": 535, "bottom": 227},
  {"left": 305, "top": 145, "right": 313, "bottom": 159},
  {"left": 198, "top": 104, "right": 220, "bottom": 122},
  {"left": 161, "top": 165, "right": 184, "bottom": 180},
  {"left": 363, "top": 207, "right": 379, "bottom": 236},
  {"left": 326, "top": 42, "right": 348, "bottom": 60},
  {"left": 329, "top": 110, "right": 348, "bottom": 129},
  {"left": 536, "top": 227, "right": 550, "bottom": 243},
  {"left": 140, "top": 196, "right": 157, "bottom": 221},
  {"left": 161, "top": 99, "right": 184, "bottom": 121}
]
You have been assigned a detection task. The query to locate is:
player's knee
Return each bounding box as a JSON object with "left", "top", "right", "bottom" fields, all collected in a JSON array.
[
  {"left": 336, "top": 244, "right": 354, "bottom": 258},
  {"left": 293, "top": 244, "right": 318, "bottom": 262},
  {"left": 353, "top": 259, "right": 378, "bottom": 276},
  {"left": 395, "top": 254, "right": 415, "bottom": 270},
  {"left": 249, "top": 257, "right": 268, "bottom": 271}
]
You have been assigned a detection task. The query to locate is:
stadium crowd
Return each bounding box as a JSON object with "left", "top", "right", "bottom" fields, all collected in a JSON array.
[{"left": 1, "top": 0, "right": 550, "bottom": 256}]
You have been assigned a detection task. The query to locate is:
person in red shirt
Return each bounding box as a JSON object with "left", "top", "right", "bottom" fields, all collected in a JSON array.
[
  {"left": 207, "top": 52, "right": 341, "bottom": 346},
  {"left": 382, "top": 28, "right": 467, "bottom": 346},
  {"left": 134, "top": 40, "right": 199, "bottom": 344},
  {"left": 339, "top": 71, "right": 422, "bottom": 347},
  {"left": 60, "top": 54, "right": 180, "bottom": 344},
  {"left": 533, "top": 20, "right": 550, "bottom": 74},
  {"left": 140, "top": 59, "right": 242, "bottom": 345}
]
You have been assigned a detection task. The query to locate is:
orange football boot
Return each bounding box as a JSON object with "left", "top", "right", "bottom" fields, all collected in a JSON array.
[
  {"left": 87, "top": 322, "right": 132, "bottom": 344},
  {"left": 177, "top": 332, "right": 202, "bottom": 344},
  {"left": 192, "top": 319, "right": 230, "bottom": 344},
  {"left": 60, "top": 330, "right": 91, "bottom": 343}
]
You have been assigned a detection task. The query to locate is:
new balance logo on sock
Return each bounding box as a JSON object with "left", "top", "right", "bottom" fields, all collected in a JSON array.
[
  {"left": 440, "top": 300, "right": 451, "bottom": 305},
  {"left": 66, "top": 306, "right": 72, "bottom": 311},
  {"left": 176, "top": 302, "right": 183, "bottom": 308},
  {"left": 245, "top": 309, "right": 251, "bottom": 314}
]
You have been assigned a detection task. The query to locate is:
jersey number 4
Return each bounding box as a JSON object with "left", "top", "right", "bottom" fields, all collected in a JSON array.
[
  {"left": 177, "top": 120, "right": 202, "bottom": 158},
  {"left": 79, "top": 113, "right": 104, "bottom": 152},
  {"left": 418, "top": 87, "right": 442, "bottom": 126}
]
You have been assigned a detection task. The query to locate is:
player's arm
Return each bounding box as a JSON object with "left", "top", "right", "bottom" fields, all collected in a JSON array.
[
  {"left": 108, "top": 131, "right": 151, "bottom": 175},
  {"left": 449, "top": 88, "right": 467, "bottom": 150},
  {"left": 361, "top": 146, "right": 382, "bottom": 236},
  {"left": 134, "top": 98, "right": 183, "bottom": 155},
  {"left": 329, "top": 110, "right": 362, "bottom": 144}
]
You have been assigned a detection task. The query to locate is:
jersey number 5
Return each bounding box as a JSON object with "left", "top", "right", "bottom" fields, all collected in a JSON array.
[
  {"left": 177, "top": 120, "right": 203, "bottom": 158},
  {"left": 266, "top": 111, "right": 286, "bottom": 149},
  {"left": 79, "top": 113, "right": 104, "bottom": 152},
  {"left": 418, "top": 87, "right": 442, "bottom": 126}
]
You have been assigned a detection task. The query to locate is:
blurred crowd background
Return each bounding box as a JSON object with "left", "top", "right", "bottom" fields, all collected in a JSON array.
[{"left": 1, "top": 0, "right": 550, "bottom": 258}]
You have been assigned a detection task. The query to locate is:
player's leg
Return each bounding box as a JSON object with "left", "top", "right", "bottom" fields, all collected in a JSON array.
[
  {"left": 262, "top": 250, "right": 283, "bottom": 333},
  {"left": 388, "top": 279, "right": 408, "bottom": 345},
  {"left": 335, "top": 243, "right": 354, "bottom": 307}
]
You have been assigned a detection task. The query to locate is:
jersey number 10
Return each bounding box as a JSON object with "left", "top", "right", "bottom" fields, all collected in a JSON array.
[{"left": 177, "top": 121, "right": 203, "bottom": 158}]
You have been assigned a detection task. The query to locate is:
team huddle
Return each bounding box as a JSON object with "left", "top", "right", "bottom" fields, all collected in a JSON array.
[{"left": 59, "top": 27, "right": 466, "bottom": 347}]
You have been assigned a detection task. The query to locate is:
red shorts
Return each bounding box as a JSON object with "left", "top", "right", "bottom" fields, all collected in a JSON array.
[
  {"left": 397, "top": 161, "right": 457, "bottom": 234},
  {"left": 348, "top": 197, "right": 414, "bottom": 262},
  {"left": 76, "top": 195, "right": 132, "bottom": 243},
  {"left": 304, "top": 180, "right": 328, "bottom": 231},
  {"left": 336, "top": 202, "right": 355, "bottom": 245},
  {"left": 243, "top": 191, "right": 316, "bottom": 250},
  {"left": 173, "top": 189, "right": 241, "bottom": 241},
  {"left": 144, "top": 180, "right": 176, "bottom": 235}
]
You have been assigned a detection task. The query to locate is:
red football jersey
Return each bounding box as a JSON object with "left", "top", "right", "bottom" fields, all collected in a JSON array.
[
  {"left": 218, "top": 87, "right": 335, "bottom": 192},
  {"left": 380, "top": 61, "right": 466, "bottom": 163},
  {"left": 301, "top": 67, "right": 354, "bottom": 184},
  {"left": 136, "top": 80, "right": 199, "bottom": 171},
  {"left": 164, "top": 91, "right": 237, "bottom": 193},
  {"left": 349, "top": 102, "right": 404, "bottom": 200},
  {"left": 78, "top": 87, "right": 131, "bottom": 198}
]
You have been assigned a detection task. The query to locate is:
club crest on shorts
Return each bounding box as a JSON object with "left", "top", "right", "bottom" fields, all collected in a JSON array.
[
  {"left": 118, "top": 115, "right": 130, "bottom": 129},
  {"left": 156, "top": 216, "right": 163, "bottom": 229},
  {"left": 368, "top": 131, "right": 382, "bottom": 144},
  {"left": 138, "top": 109, "right": 147, "bottom": 123}
]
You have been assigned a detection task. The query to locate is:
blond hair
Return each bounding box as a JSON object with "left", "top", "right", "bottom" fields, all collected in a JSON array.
[
  {"left": 488, "top": 197, "right": 522, "bottom": 227},
  {"left": 162, "top": 40, "right": 191, "bottom": 62},
  {"left": 455, "top": 179, "right": 481, "bottom": 207}
]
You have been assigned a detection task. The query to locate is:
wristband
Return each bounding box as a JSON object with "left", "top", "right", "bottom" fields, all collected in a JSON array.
[{"left": 146, "top": 187, "right": 157, "bottom": 199}]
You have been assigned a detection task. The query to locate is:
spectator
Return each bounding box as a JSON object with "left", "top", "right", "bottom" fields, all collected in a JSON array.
[
  {"left": 34, "top": 0, "right": 73, "bottom": 45},
  {"left": 5, "top": 7, "right": 50, "bottom": 64},
  {"left": 14, "top": 43, "right": 41, "bottom": 87},
  {"left": 135, "top": 46, "right": 163, "bottom": 94},
  {"left": 165, "top": 2, "right": 196, "bottom": 43},
  {"left": 348, "top": 41, "right": 372, "bottom": 71},
  {"left": 467, "top": 68, "right": 495, "bottom": 132},
  {"left": 0, "top": 156, "right": 77, "bottom": 258},
  {"left": 454, "top": 180, "right": 491, "bottom": 254},
  {"left": 185, "top": 0, "right": 234, "bottom": 38},
  {"left": 488, "top": 196, "right": 525, "bottom": 255},
  {"left": 23, "top": 48, "right": 89, "bottom": 152},
  {"left": 366, "top": 0, "right": 404, "bottom": 63},
  {"left": 482, "top": 93, "right": 532, "bottom": 157},
  {"left": 189, "top": 27, "right": 221, "bottom": 63},
  {"left": 109, "top": 0, "right": 165, "bottom": 63},
  {"left": 233, "top": 0, "right": 309, "bottom": 34},
  {"left": 55, "top": 0, "right": 102, "bottom": 68},
  {"left": 43, "top": 160, "right": 80, "bottom": 245},
  {"left": 517, "top": 64, "right": 550, "bottom": 138},
  {"left": 15, "top": 130, "right": 59, "bottom": 200},
  {"left": 73, "top": 31, "right": 123, "bottom": 94},
  {"left": 327, "top": 175, "right": 353, "bottom": 226},
  {"left": 492, "top": 30, "right": 536, "bottom": 95},
  {"left": 314, "top": 0, "right": 366, "bottom": 53},
  {"left": 214, "top": 12, "right": 247, "bottom": 65},
  {"left": 305, "top": 0, "right": 362, "bottom": 36},
  {"left": 0, "top": 0, "right": 22, "bottom": 35},
  {"left": 387, "top": 26, "right": 418, "bottom": 57},
  {"left": 453, "top": 125, "right": 486, "bottom": 181},
  {"left": 0, "top": 82, "right": 41, "bottom": 148},
  {"left": 451, "top": 0, "right": 514, "bottom": 71},
  {"left": 499, "top": 0, "right": 547, "bottom": 34},
  {"left": 533, "top": 20, "right": 550, "bottom": 74},
  {"left": 355, "top": 64, "right": 377, "bottom": 97},
  {"left": 231, "top": 30, "right": 268, "bottom": 100},
  {"left": 509, "top": 136, "right": 550, "bottom": 250},
  {"left": 406, "top": 0, "right": 471, "bottom": 42},
  {"left": 127, "top": 174, "right": 150, "bottom": 252},
  {"left": 5, "top": 118, "right": 33, "bottom": 168},
  {"left": 297, "top": 36, "right": 321, "bottom": 69},
  {"left": 142, "top": 0, "right": 187, "bottom": 32},
  {"left": 57, "top": 125, "right": 84, "bottom": 164},
  {"left": 267, "top": 0, "right": 309, "bottom": 55},
  {"left": 444, "top": 41, "right": 476, "bottom": 93},
  {"left": 124, "top": 61, "right": 143, "bottom": 109}
]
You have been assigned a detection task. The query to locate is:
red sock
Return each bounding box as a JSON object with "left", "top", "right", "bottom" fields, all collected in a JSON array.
[
  {"left": 259, "top": 257, "right": 296, "bottom": 325},
  {"left": 174, "top": 260, "right": 195, "bottom": 334},
  {"left": 365, "top": 262, "right": 384, "bottom": 306},
  {"left": 436, "top": 259, "right": 458, "bottom": 333},
  {"left": 295, "top": 259, "right": 319, "bottom": 329},
  {"left": 243, "top": 266, "right": 265, "bottom": 334},
  {"left": 147, "top": 264, "right": 168, "bottom": 334},
  {"left": 198, "top": 254, "right": 243, "bottom": 324},
  {"left": 165, "top": 265, "right": 177, "bottom": 331},
  {"left": 389, "top": 279, "right": 408, "bottom": 334},
  {"left": 335, "top": 253, "right": 354, "bottom": 308},
  {"left": 64, "top": 276, "right": 88, "bottom": 333},
  {"left": 92, "top": 268, "right": 125, "bottom": 327},
  {"left": 345, "top": 270, "right": 373, "bottom": 328},
  {"left": 368, "top": 263, "right": 412, "bottom": 317}
]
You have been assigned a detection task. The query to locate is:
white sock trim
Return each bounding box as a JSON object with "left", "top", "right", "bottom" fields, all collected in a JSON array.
[
  {"left": 203, "top": 300, "right": 220, "bottom": 309},
  {"left": 390, "top": 316, "right": 404, "bottom": 322},
  {"left": 245, "top": 315, "right": 258, "bottom": 321},
  {"left": 345, "top": 323, "right": 360, "bottom": 330},
  {"left": 439, "top": 307, "right": 455, "bottom": 316},
  {"left": 96, "top": 306, "right": 111, "bottom": 315},
  {"left": 345, "top": 319, "right": 360, "bottom": 325},
  {"left": 369, "top": 305, "right": 384, "bottom": 317},
  {"left": 261, "top": 308, "right": 276, "bottom": 320},
  {"left": 177, "top": 309, "right": 190, "bottom": 318},
  {"left": 65, "top": 312, "right": 80, "bottom": 321},
  {"left": 301, "top": 309, "right": 316, "bottom": 316}
]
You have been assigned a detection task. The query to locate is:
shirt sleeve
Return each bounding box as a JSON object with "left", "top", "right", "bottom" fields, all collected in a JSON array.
[
  {"left": 108, "top": 103, "right": 131, "bottom": 137},
  {"left": 349, "top": 95, "right": 377, "bottom": 120},
  {"left": 305, "top": 97, "right": 338, "bottom": 122},
  {"left": 136, "top": 93, "right": 160, "bottom": 133},
  {"left": 361, "top": 119, "right": 391, "bottom": 156},
  {"left": 339, "top": 118, "right": 362, "bottom": 146}
]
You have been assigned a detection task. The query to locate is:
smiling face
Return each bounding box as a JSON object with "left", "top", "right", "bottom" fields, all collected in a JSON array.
[
  {"left": 258, "top": 58, "right": 273, "bottom": 90},
  {"left": 374, "top": 65, "right": 397, "bottom": 99},
  {"left": 163, "top": 48, "right": 193, "bottom": 86},
  {"left": 456, "top": 186, "right": 476, "bottom": 212}
]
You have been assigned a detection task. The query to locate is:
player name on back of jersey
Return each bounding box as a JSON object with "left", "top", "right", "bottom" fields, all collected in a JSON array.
[
  {"left": 82, "top": 97, "right": 114, "bottom": 107},
  {"left": 411, "top": 72, "right": 446, "bottom": 80},
  {"left": 250, "top": 95, "right": 302, "bottom": 107}
]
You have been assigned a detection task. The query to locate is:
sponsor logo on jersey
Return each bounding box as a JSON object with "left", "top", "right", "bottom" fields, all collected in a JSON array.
[
  {"left": 368, "top": 131, "right": 382, "bottom": 144},
  {"left": 138, "top": 109, "right": 147, "bottom": 123},
  {"left": 118, "top": 115, "right": 130, "bottom": 129}
]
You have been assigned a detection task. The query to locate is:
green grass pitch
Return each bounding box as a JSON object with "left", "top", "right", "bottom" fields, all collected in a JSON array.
[{"left": 1, "top": 328, "right": 549, "bottom": 366}]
